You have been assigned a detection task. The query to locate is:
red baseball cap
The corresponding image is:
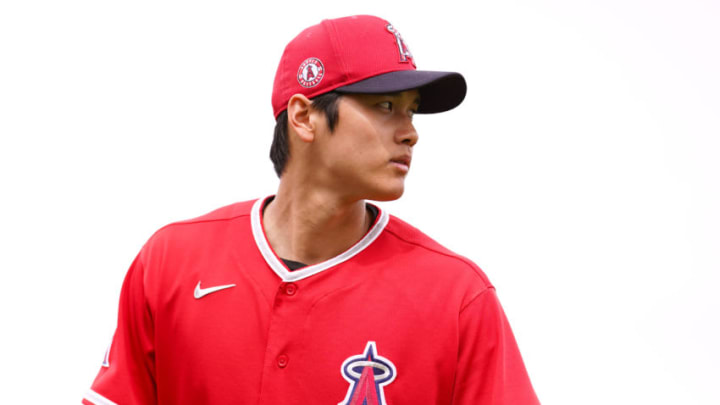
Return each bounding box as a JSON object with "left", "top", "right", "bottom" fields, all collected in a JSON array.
[{"left": 271, "top": 15, "right": 467, "bottom": 118}]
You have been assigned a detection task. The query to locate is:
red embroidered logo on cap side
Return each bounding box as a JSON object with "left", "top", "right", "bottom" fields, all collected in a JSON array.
[
  {"left": 297, "top": 57, "right": 325, "bottom": 88},
  {"left": 386, "top": 24, "right": 414, "bottom": 66}
]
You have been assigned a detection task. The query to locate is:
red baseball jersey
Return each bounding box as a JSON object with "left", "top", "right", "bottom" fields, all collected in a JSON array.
[{"left": 83, "top": 197, "right": 539, "bottom": 405}]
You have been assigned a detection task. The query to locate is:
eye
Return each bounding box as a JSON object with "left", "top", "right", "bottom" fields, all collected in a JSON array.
[{"left": 378, "top": 101, "right": 392, "bottom": 111}]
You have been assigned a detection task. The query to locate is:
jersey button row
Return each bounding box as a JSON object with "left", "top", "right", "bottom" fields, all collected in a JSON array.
[
  {"left": 277, "top": 354, "right": 289, "bottom": 368},
  {"left": 282, "top": 283, "right": 298, "bottom": 296}
]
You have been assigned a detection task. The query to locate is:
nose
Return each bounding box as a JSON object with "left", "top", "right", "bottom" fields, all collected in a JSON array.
[{"left": 396, "top": 118, "right": 419, "bottom": 147}]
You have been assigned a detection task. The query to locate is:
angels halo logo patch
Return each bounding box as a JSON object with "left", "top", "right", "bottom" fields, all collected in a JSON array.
[
  {"left": 297, "top": 57, "right": 325, "bottom": 88},
  {"left": 338, "top": 341, "right": 396, "bottom": 405}
]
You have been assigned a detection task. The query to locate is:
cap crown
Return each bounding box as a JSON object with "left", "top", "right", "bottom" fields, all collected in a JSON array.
[{"left": 272, "top": 15, "right": 416, "bottom": 118}]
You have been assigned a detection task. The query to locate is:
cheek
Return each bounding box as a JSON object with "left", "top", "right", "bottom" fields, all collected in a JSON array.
[
  {"left": 328, "top": 144, "right": 378, "bottom": 177},
  {"left": 334, "top": 122, "right": 388, "bottom": 165}
]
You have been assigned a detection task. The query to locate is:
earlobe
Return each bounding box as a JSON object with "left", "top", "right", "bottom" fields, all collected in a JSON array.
[{"left": 287, "top": 94, "right": 315, "bottom": 143}]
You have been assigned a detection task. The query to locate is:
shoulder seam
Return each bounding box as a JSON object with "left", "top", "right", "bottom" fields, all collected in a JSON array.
[
  {"left": 155, "top": 212, "right": 251, "bottom": 233},
  {"left": 383, "top": 227, "right": 488, "bottom": 282},
  {"left": 459, "top": 286, "right": 495, "bottom": 314}
]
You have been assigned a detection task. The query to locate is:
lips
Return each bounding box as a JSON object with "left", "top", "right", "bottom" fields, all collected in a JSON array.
[{"left": 390, "top": 154, "right": 412, "bottom": 170}]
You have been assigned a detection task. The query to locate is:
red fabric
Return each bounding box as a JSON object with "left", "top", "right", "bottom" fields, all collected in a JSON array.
[
  {"left": 84, "top": 199, "right": 539, "bottom": 404},
  {"left": 86, "top": 256, "right": 157, "bottom": 404},
  {"left": 451, "top": 289, "right": 540, "bottom": 404}
]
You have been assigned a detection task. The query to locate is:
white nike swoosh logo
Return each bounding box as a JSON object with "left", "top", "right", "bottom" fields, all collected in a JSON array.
[{"left": 194, "top": 281, "right": 236, "bottom": 299}]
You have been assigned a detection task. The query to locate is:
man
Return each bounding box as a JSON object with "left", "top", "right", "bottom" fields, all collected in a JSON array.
[{"left": 84, "top": 15, "right": 540, "bottom": 405}]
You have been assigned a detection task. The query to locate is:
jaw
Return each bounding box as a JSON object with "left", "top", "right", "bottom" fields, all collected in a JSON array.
[
  {"left": 355, "top": 173, "right": 407, "bottom": 202},
  {"left": 286, "top": 151, "right": 409, "bottom": 203}
]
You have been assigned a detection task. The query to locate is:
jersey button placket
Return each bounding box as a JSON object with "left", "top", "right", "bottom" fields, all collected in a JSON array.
[
  {"left": 258, "top": 281, "right": 305, "bottom": 403},
  {"left": 283, "top": 282, "right": 298, "bottom": 296},
  {"left": 277, "top": 284, "right": 295, "bottom": 371},
  {"left": 276, "top": 354, "right": 289, "bottom": 368}
]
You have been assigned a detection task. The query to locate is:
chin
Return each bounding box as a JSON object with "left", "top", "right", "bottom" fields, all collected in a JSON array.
[{"left": 365, "top": 184, "right": 405, "bottom": 202}]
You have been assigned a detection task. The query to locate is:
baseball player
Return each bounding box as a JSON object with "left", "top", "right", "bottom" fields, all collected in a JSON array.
[{"left": 84, "top": 15, "right": 540, "bottom": 405}]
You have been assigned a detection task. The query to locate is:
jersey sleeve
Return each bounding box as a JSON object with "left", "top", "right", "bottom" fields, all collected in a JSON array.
[
  {"left": 451, "top": 287, "right": 540, "bottom": 405},
  {"left": 83, "top": 254, "right": 157, "bottom": 405}
]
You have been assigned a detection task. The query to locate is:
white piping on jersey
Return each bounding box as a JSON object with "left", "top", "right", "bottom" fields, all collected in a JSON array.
[
  {"left": 84, "top": 389, "right": 118, "bottom": 405},
  {"left": 101, "top": 331, "right": 114, "bottom": 368},
  {"left": 251, "top": 197, "right": 389, "bottom": 282}
]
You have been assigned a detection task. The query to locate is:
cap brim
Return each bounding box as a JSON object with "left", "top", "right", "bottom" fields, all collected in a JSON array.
[{"left": 335, "top": 70, "right": 467, "bottom": 113}]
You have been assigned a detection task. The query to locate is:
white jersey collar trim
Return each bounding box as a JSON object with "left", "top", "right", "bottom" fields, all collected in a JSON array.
[
  {"left": 251, "top": 196, "right": 389, "bottom": 282},
  {"left": 84, "top": 389, "right": 118, "bottom": 405}
]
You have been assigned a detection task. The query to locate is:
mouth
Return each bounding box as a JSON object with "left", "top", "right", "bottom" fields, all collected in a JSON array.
[{"left": 390, "top": 155, "right": 412, "bottom": 172}]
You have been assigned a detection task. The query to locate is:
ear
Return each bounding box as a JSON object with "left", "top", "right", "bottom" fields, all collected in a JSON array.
[{"left": 287, "top": 94, "right": 316, "bottom": 143}]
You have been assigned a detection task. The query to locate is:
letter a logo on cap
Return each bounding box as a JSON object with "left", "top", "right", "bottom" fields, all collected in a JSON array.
[
  {"left": 297, "top": 57, "right": 325, "bottom": 88},
  {"left": 386, "top": 24, "right": 414, "bottom": 66}
]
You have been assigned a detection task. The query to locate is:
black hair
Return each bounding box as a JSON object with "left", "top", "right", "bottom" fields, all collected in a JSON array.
[{"left": 270, "top": 91, "right": 342, "bottom": 177}]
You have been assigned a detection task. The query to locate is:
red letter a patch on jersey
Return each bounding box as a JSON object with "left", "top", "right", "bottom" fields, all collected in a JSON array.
[{"left": 338, "top": 342, "right": 396, "bottom": 405}]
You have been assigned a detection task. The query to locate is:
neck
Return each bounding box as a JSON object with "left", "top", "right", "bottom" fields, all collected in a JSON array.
[{"left": 262, "top": 182, "right": 371, "bottom": 266}]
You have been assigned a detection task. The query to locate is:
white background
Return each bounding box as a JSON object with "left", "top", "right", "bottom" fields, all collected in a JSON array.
[{"left": 1, "top": 0, "right": 718, "bottom": 403}]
